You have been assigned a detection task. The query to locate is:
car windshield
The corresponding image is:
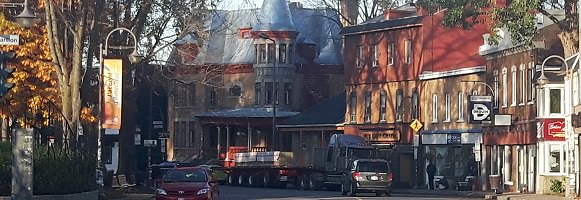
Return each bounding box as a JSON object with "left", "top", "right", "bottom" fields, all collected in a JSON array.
[
  {"left": 358, "top": 162, "right": 389, "bottom": 173},
  {"left": 163, "top": 169, "right": 208, "bottom": 182}
]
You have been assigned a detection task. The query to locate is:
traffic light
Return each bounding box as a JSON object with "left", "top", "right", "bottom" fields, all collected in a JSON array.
[{"left": 0, "top": 52, "right": 15, "bottom": 97}]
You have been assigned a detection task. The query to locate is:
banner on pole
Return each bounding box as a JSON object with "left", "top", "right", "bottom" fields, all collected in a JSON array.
[{"left": 102, "top": 59, "right": 123, "bottom": 130}]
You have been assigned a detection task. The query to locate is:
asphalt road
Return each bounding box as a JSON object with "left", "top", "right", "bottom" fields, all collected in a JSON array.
[{"left": 219, "top": 185, "right": 471, "bottom": 200}]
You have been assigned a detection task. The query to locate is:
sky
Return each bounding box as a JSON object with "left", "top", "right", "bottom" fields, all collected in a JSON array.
[{"left": 218, "top": 0, "right": 310, "bottom": 10}]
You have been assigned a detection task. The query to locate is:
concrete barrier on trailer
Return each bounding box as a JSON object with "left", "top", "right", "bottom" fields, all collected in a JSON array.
[{"left": 0, "top": 190, "right": 99, "bottom": 200}]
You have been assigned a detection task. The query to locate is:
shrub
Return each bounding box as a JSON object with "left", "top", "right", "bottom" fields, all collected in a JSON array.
[
  {"left": 33, "top": 146, "right": 97, "bottom": 195},
  {"left": 0, "top": 142, "right": 11, "bottom": 196},
  {"left": 549, "top": 178, "right": 565, "bottom": 194}
]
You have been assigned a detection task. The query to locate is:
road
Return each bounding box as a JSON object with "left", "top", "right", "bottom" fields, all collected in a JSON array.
[{"left": 219, "top": 185, "right": 471, "bottom": 200}]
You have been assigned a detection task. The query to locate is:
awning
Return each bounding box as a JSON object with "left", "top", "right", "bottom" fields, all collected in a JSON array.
[
  {"left": 421, "top": 129, "right": 482, "bottom": 134},
  {"left": 195, "top": 107, "right": 299, "bottom": 118}
]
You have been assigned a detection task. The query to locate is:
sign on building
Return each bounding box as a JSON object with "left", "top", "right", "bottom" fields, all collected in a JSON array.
[
  {"left": 469, "top": 95, "right": 493, "bottom": 124},
  {"left": 0, "top": 35, "right": 19, "bottom": 45},
  {"left": 542, "top": 118, "right": 566, "bottom": 141}
]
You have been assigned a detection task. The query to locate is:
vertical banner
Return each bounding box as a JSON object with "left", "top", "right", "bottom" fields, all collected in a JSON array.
[{"left": 102, "top": 59, "right": 123, "bottom": 130}]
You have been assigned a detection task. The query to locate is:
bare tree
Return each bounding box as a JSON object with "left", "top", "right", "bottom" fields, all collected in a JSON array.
[{"left": 304, "top": 0, "right": 399, "bottom": 26}]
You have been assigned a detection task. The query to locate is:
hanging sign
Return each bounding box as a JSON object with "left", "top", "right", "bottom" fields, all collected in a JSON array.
[{"left": 102, "top": 59, "right": 123, "bottom": 130}]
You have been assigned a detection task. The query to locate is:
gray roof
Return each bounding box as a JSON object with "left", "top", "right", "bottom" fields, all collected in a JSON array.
[
  {"left": 253, "top": 0, "right": 297, "bottom": 32},
  {"left": 195, "top": 107, "right": 299, "bottom": 118},
  {"left": 168, "top": 4, "right": 342, "bottom": 66},
  {"left": 280, "top": 92, "right": 345, "bottom": 126}
]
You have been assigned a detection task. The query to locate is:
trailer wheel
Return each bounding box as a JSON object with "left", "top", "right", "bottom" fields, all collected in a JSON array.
[
  {"left": 340, "top": 183, "right": 347, "bottom": 196},
  {"left": 228, "top": 175, "right": 238, "bottom": 186},
  {"left": 262, "top": 174, "right": 270, "bottom": 187},
  {"left": 238, "top": 175, "right": 246, "bottom": 186},
  {"left": 248, "top": 175, "right": 258, "bottom": 187},
  {"left": 299, "top": 175, "right": 308, "bottom": 190},
  {"left": 309, "top": 177, "right": 321, "bottom": 191}
]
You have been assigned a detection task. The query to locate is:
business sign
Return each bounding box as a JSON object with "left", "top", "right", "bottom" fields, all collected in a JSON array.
[
  {"left": 0, "top": 35, "right": 19, "bottom": 45},
  {"left": 469, "top": 95, "right": 492, "bottom": 124},
  {"left": 102, "top": 59, "right": 123, "bottom": 130},
  {"left": 542, "top": 118, "right": 565, "bottom": 141}
]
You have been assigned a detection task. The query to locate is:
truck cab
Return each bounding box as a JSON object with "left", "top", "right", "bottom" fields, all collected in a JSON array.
[{"left": 322, "top": 134, "right": 381, "bottom": 186}]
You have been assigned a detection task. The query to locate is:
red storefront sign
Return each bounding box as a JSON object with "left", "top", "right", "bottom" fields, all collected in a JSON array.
[{"left": 543, "top": 118, "right": 565, "bottom": 141}]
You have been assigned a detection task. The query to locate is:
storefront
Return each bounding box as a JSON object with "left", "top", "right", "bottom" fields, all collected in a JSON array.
[
  {"left": 420, "top": 129, "right": 482, "bottom": 188},
  {"left": 537, "top": 118, "right": 567, "bottom": 194}
]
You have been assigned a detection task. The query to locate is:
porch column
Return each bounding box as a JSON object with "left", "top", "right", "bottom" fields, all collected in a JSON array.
[
  {"left": 225, "top": 126, "right": 230, "bottom": 160},
  {"left": 217, "top": 126, "right": 221, "bottom": 160},
  {"left": 247, "top": 126, "right": 252, "bottom": 150}
]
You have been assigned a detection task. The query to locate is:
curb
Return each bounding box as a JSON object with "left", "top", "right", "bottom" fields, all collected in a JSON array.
[{"left": 394, "top": 189, "right": 488, "bottom": 198}]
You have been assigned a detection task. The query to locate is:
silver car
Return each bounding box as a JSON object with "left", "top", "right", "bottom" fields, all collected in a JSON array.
[{"left": 341, "top": 159, "right": 393, "bottom": 197}]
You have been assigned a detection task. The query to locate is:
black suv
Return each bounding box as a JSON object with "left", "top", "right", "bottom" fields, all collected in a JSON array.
[{"left": 341, "top": 159, "right": 392, "bottom": 197}]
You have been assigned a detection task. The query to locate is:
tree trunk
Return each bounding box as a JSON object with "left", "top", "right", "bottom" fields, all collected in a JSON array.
[{"left": 558, "top": 30, "right": 579, "bottom": 58}]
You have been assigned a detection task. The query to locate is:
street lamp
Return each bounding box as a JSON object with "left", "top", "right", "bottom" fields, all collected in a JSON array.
[
  {"left": 538, "top": 55, "right": 576, "bottom": 197},
  {"left": 97, "top": 27, "right": 142, "bottom": 169},
  {"left": 0, "top": 0, "right": 37, "bottom": 28},
  {"left": 258, "top": 33, "right": 277, "bottom": 150}
]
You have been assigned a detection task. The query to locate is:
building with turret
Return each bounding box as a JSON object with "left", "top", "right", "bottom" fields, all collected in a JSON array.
[{"left": 165, "top": 0, "right": 344, "bottom": 163}]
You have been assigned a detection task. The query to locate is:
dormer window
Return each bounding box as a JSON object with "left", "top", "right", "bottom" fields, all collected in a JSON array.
[
  {"left": 268, "top": 43, "right": 276, "bottom": 63},
  {"left": 279, "top": 44, "right": 287, "bottom": 64},
  {"left": 229, "top": 85, "right": 242, "bottom": 97},
  {"left": 257, "top": 44, "right": 267, "bottom": 63}
]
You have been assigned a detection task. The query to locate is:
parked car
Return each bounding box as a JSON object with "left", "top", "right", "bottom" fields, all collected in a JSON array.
[
  {"left": 198, "top": 165, "right": 227, "bottom": 184},
  {"left": 341, "top": 159, "right": 392, "bottom": 197},
  {"left": 156, "top": 167, "right": 219, "bottom": 200}
]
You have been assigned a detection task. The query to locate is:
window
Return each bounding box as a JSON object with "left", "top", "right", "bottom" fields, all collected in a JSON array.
[
  {"left": 396, "top": 89, "right": 403, "bottom": 121},
  {"left": 520, "top": 65, "right": 526, "bottom": 104},
  {"left": 173, "top": 121, "right": 189, "bottom": 148},
  {"left": 229, "top": 85, "right": 241, "bottom": 97},
  {"left": 173, "top": 83, "right": 196, "bottom": 107},
  {"left": 380, "top": 91, "right": 387, "bottom": 121},
  {"left": 502, "top": 67, "right": 508, "bottom": 107},
  {"left": 274, "top": 82, "right": 279, "bottom": 105},
  {"left": 284, "top": 83, "right": 292, "bottom": 105},
  {"left": 503, "top": 146, "right": 512, "bottom": 183},
  {"left": 511, "top": 66, "right": 517, "bottom": 106},
  {"left": 472, "top": 90, "right": 478, "bottom": 96},
  {"left": 404, "top": 40, "right": 412, "bottom": 64},
  {"left": 493, "top": 70, "right": 499, "bottom": 107},
  {"left": 432, "top": 94, "right": 438, "bottom": 122},
  {"left": 350, "top": 93, "right": 357, "bottom": 123},
  {"left": 267, "top": 43, "right": 276, "bottom": 63},
  {"left": 458, "top": 92, "right": 464, "bottom": 121},
  {"left": 445, "top": 93, "right": 451, "bottom": 122},
  {"left": 372, "top": 44, "right": 379, "bottom": 67},
  {"left": 528, "top": 62, "right": 534, "bottom": 102},
  {"left": 364, "top": 92, "right": 371, "bottom": 123},
  {"left": 547, "top": 144, "right": 566, "bottom": 174},
  {"left": 208, "top": 88, "right": 217, "bottom": 106},
  {"left": 279, "top": 44, "right": 287, "bottom": 64},
  {"left": 288, "top": 44, "right": 294, "bottom": 64},
  {"left": 265, "top": 82, "right": 273, "bottom": 104},
  {"left": 258, "top": 44, "right": 267, "bottom": 63},
  {"left": 412, "top": 89, "right": 419, "bottom": 120},
  {"left": 356, "top": 45, "right": 363, "bottom": 68},
  {"left": 189, "top": 122, "right": 196, "bottom": 146},
  {"left": 549, "top": 89, "right": 562, "bottom": 114},
  {"left": 255, "top": 83, "right": 261, "bottom": 105},
  {"left": 388, "top": 42, "right": 395, "bottom": 65}
]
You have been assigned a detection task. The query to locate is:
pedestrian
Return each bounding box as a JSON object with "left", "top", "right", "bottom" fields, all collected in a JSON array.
[{"left": 426, "top": 160, "right": 437, "bottom": 190}]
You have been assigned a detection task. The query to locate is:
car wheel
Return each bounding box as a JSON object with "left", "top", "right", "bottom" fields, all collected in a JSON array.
[
  {"left": 349, "top": 183, "right": 357, "bottom": 197},
  {"left": 340, "top": 183, "right": 347, "bottom": 196}
]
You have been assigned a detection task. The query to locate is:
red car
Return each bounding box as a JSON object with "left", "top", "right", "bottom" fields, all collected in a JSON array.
[{"left": 156, "top": 167, "right": 220, "bottom": 200}]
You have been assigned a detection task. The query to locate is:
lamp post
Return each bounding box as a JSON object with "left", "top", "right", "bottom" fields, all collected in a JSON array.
[
  {"left": 258, "top": 33, "right": 277, "bottom": 150},
  {"left": 0, "top": 0, "right": 37, "bottom": 28},
  {"left": 538, "top": 55, "right": 576, "bottom": 197},
  {"left": 97, "top": 27, "right": 142, "bottom": 172}
]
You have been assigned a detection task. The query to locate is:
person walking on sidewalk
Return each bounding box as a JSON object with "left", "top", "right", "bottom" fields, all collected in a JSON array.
[{"left": 427, "top": 160, "right": 437, "bottom": 190}]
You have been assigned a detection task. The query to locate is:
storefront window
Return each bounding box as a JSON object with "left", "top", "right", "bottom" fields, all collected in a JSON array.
[
  {"left": 424, "top": 145, "right": 475, "bottom": 180},
  {"left": 548, "top": 144, "right": 564, "bottom": 173}
]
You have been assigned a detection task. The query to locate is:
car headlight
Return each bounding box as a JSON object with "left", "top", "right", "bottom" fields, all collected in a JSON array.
[
  {"left": 156, "top": 189, "right": 167, "bottom": 195},
  {"left": 197, "top": 188, "right": 209, "bottom": 195}
]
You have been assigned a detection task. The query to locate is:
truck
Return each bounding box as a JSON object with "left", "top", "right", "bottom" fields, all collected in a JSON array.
[{"left": 222, "top": 134, "right": 385, "bottom": 190}]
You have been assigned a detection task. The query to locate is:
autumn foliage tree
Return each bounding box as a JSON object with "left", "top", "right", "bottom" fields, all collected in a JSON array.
[{"left": 0, "top": 13, "right": 59, "bottom": 133}]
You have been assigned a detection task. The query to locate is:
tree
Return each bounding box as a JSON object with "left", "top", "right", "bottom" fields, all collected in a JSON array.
[
  {"left": 0, "top": 13, "right": 59, "bottom": 133},
  {"left": 304, "top": 0, "right": 399, "bottom": 26},
  {"left": 416, "top": 0, "right": 578, "bottom": 57}
]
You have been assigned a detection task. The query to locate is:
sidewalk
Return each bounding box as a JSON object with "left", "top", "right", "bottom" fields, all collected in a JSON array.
[
  {"left": 484, "top": 193, "right": 569, "bottom": 200},
  {"left": 395, "top": 188, "right": 489, "bottom": 198}
]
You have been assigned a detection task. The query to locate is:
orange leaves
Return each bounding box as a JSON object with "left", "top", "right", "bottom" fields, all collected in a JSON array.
[{"left": 0, "top": 13, "right": 58, "bottom": 117}]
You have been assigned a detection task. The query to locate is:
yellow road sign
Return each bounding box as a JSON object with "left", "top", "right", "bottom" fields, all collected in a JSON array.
[{"left": 410, "top": 119, "right": 423, "bottom": 133}]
